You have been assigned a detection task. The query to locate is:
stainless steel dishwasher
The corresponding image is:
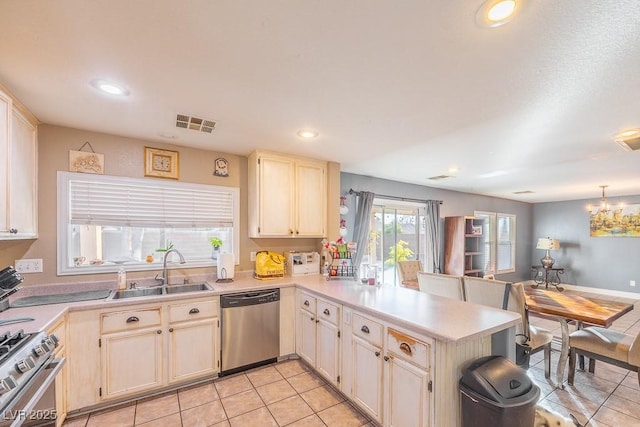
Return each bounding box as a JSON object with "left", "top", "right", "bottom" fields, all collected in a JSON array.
[{"left": 220, "top": 288, "right": 280, "bottom": 375}]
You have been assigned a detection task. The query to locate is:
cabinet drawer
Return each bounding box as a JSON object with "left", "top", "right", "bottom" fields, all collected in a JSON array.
[
  {"left": 169, "top": 299, "right": 218, "bottom": 323},
  {"left": 298, "top": 292, "right": 316, "bottom": 313},
  {"left": 316, "top": 300, "right": 339, "bottom": 325},
  {"left": 387, "top": 328, "right": 430, "bottom": 370},
  {"left": 351, "top": 313, "right": 383, "bottom": 347},
  {"left": 101, "top": 308, "right": 162, "bottom": 334}
]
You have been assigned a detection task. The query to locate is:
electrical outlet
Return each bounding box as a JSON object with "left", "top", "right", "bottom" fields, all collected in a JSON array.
[
  {"left": 15, "top": 258, "right": 43, "bottom": 273},
  {"left": 631, "top": 280, "right": 636, "bottom": 287},
  {"left": 537, "top": 271, "right": 543, "bottom": 277},
  {"left": 250, "top": 251, "right": 257, "bottom": 261}
]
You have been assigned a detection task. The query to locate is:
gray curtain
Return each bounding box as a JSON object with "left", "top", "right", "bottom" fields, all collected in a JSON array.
[
  {"left": 352, "top": 191, "right": 375, "bottom": 268},
  {"left": 425, "top": 200, "right": 441, "bottom": 273}
]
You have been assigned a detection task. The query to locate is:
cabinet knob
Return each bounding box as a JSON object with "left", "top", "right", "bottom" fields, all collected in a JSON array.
[
  {"left": 169, "top": 328, "right": 174, "bottom": 332},
  {"left": 360, "top": 325, "right": 370, "bottom": 334},
  {"left": 323, "top": 308, "right": 330, "bottom": 316},
  {"left": 399, "top": 342, "right": 412, "bottom": 355},
  {"left": 310, "top": 317, "right": 315, "bottom": 322},
  {"left": 316, "top": 319, "right": 319, "bottom": 323},
  {"left": 375, "top": 351, "right": 380, "bottom": 357},
  {"left": 289, "top": 229, "right": 294, "bottom": 235},
  {"left": 126, "top": 316, "right": 139, "bottom": 323},
  {"left": 383, "top": 355, "right": 389, "bottom": 362},
  {"left": 189, "top": 308, "right": 200, "bottom": 314},
  {"left": 304, "top": 300, "right": 310, "bottom": 306},
  {"left": 157, "top": 330, "right": 162, "bottom": 334},
  {"left": 295, "top": 230, "right": 299, "bottom": 235},
  {"left": 9, "top": 228, "right": 18, "bottom": 234}
]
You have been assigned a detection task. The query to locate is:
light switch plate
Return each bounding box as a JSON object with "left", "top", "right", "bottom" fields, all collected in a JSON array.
[{"left": 15, "top": 259, "right": 43, "bottom": 273}]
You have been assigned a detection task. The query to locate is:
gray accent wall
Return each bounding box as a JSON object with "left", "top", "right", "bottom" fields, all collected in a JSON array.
[
  {"left": 533, "top": 196, "right": 640, "bottom": 293},
  {"left": 340, "top": 173, "right": 534, "bottom": 283}
]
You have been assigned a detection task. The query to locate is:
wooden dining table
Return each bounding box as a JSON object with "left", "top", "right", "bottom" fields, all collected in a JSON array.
[{"left": 524, "top": 286, "right": 635, "bottom": 387}]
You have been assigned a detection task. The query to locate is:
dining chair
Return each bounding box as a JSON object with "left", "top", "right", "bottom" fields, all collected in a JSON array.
[
  {"left": 416, "top": 272, "right": 465, "bottom": 300},
  {"left": 397, "top": 260, "right": 422, "bottom": 289},
  {"left": 463, "top": 277, "right": 554, "bottom": 377},
  {"left": 567, "top": 326, "right": 640, "bottom": 386}
]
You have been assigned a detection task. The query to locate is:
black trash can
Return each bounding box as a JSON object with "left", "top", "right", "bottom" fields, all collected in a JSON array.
[{"left": 460, "top": 355, "right": 540, "bottom": 427}]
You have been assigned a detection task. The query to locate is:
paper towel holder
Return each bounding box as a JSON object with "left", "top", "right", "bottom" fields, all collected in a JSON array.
[{"left": 216, "top": 252, "right": 235, "bottom": 283}]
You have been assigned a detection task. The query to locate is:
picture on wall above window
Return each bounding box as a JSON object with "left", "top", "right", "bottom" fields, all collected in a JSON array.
[
  {"left": 144, "top": 147, "right": 179, "bottom": 179},
  {"left": 214, "top": 157, "right": 229, "bottom": 177},
  {"left": 69, "top": 141, "right": 104, "bottom": 174},
  {"left": 590, "top": 203, "right": 640, "bottom": 237}
]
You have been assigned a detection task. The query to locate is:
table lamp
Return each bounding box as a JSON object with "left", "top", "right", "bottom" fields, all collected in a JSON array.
[{"left": 536, "top": 237, "right": 560, "bottom": 269}]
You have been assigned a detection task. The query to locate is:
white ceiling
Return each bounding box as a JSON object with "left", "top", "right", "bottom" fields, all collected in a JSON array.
[{"left": 1, "top": 0, "right": 639, "bottom": 203}]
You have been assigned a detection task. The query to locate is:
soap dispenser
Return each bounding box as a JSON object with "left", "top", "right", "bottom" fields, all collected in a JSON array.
[{"left": 117, "top": 267, "right": 127, "bottom": 290}]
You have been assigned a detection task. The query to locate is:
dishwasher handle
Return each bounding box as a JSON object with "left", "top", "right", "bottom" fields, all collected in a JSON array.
[{"left": 221, "top": 289, "right": 280, "bottom": 308}]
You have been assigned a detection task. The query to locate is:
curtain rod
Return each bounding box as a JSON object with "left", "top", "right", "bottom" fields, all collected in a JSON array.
[{"left": 348, "top": 188, "right": 443, "bottom": 205}]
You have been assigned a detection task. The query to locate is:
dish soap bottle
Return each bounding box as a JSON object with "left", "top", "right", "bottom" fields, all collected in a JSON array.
[{"left": 117, "top": 267, "right": 127, "bottom": 290}]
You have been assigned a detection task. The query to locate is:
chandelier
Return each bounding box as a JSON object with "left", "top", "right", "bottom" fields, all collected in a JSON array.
[{"left": 585, "top": 185, "right": 614, "bottom": 215}]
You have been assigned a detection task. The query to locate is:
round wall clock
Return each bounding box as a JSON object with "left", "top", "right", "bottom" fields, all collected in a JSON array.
[{"left": 214, "top": 157, "right": 229, "bottom": 177}]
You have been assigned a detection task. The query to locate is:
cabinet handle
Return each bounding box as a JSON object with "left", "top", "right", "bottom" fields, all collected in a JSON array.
[
  {"left": 383, "top": 355, "right": 389, "bottom": 362},
  {"left": 289, "top": 229, "right": 294, "bottom": 235},
  {"left": 126, "top": 316, "right": 139, "bottom": 323},
  {"left": 375, "top": 351, "right": 380, "bottom": 357},
  {"left": 295, "top": 230, "right": 299, "bottom": 235},
  {"left": 304, "top": 300, "right": 310, "bottom": 306},
  {"left": 189, "top": 308, "right": 200, "bottom": 314},
  {"left": 9, "top": 228, "right": 18, "bottom": 234},
  {"left": 310, "top": 317, "right": 315, "bottom": 322},
  {"left": 361, "top": 325, "right": 370, "bottom": 334},
  {"left": 157, "top": 330, "right": 162, "bottom": 334},
  {"left": 169, "top": 328, "right": 174, "bottom": 332},
  {"left": 323, "top": 308, "right": 330, "bottom": 316},
  {"left": 316, "top": 319, "right": 319, "bottom": 323},
  {"left": 399, "top": 342, "right": 412, "bottom": 355}
]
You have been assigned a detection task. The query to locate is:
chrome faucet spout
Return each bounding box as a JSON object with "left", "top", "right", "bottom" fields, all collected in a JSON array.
[{"left": 156, "top": 248, "right": 186, "bottom": 287}]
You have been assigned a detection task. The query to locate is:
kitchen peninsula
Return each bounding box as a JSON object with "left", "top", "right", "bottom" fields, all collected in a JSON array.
[{"left": 0, "top": 275, "right": 520, "bottom": 427}]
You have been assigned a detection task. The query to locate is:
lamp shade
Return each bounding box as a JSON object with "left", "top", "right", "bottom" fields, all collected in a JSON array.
[{"left": 536, "top": 238, "right": 560, "bottom": 251}]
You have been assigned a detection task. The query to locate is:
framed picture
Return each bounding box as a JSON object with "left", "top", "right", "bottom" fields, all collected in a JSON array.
[
  {"left": 69, "top": 150, "right": 104, "bottom": 174},
  {"left": 144, "top": 147, "right": 179, "bottom": 179},
  {"left": 471, "top": 225, "right": 483, "bottom": 235}
]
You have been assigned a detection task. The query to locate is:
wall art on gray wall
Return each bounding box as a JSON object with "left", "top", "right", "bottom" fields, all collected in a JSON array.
[{"left": 590, "top": 204, "right": 640, "bottom": 237}]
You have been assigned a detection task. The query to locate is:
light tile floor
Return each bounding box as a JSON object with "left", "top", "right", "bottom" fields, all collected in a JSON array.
[
  {"left": 528, "top": 291, "right": 640, "bottom": 426},
  {"left": 62, "top": 359, "right": 374, "bottom": 427},
  {"left": 63, "top": 290, "right": 640, "bottom": 427}
]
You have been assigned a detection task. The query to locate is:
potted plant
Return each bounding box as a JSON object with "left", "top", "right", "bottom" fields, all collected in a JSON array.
[{"left": 209, "top": 237, "right": 223, "bottom": 259}]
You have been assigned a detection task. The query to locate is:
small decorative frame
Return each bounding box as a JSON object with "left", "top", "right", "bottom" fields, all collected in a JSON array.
[
  {"left": 214, "top": 157, "right": 229, "bottom": 177},
  {"left": 69, "top": 141, "right": 104, "bottom": 174},
  {"left": 144, "top": 147, "right": 179, "bottom": 179},
  {"left": 471, "top": 225, "right": 483, "bottom": 235}
]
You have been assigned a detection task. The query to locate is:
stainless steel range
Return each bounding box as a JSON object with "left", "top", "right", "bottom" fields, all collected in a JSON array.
[{"left": 0, "top": 329, "right": 63, "bottom": 427}]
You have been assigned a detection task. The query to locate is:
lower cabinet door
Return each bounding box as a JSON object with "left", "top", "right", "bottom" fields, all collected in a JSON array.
[
  {"left": 101, "top": 328, "right": 163, "bottom": 400},
  {"left": 297, "top": 308, "right": 317, "bottom": 366},
  {"left": 351, "top": 335, "right": 383, "bottom": 423},
  {"left": 316, "top": 319, "right": 340, "bottom": 387},
  {"left": 169, "top": 318, "right": 218, "bottom": 383},
  {"left": 386, "top": 356, "right": 429, "bottom": 427}
]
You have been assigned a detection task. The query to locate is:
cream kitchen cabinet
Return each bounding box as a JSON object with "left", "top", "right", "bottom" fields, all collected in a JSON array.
[
  {"left": 167, "top": 299, "right": 219, "bottom": 383},
  {"left": 0, "top": 85, "right": 38, "bottom": 240},
  {"left": 342, "top": 309, "right": 432, "bottom": 427},
  {"left": 248, "top": 150, "right": 326, "bottom": 238},
  {"left": 296, "top": 290, "right": 341, "bottom": 387},
  {"left": 100, "top": 306, "right": 164, "bottom": 400}
]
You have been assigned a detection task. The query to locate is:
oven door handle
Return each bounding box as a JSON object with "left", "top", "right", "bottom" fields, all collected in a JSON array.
[{"left": 5, "top": 357, "right": 65, "bottom": 427}]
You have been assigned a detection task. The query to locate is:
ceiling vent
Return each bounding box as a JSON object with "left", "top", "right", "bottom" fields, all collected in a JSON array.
[
  {"left": 615, "top": 136, "right": 640, "bottom": 151},
  {"left": 513, "top": 190, "right": 535, "bottom": 194},
  {"left": 427, "top": 174, "right": 454, "bottom": 181},
  {"left": 176, "top": 114, "right": 216, "bottom": 133}
]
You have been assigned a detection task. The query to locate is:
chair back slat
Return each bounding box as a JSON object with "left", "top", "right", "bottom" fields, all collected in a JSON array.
[{"left": 416, "top": 272, "right": 465, "bottom": 300}]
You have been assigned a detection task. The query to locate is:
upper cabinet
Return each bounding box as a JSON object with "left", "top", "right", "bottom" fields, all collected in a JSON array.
[
  {"left": 248, "top": 150, "right": 327, "bottom": 238},
  {"left": 0, "top": 85, "right": 38, "bottom": 240}
]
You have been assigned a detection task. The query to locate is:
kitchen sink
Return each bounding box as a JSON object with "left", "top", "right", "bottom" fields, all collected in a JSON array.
[
  {"left": 109, "top": 287, "right": 164, "bottom": 299},
  {"left": 165, "top": 283, "right": 213, "bottom": 294}
]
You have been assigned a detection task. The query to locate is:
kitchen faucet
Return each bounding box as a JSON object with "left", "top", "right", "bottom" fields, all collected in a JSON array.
[{"left": 155, "top": 248, "right": 186, "bottom": 289}]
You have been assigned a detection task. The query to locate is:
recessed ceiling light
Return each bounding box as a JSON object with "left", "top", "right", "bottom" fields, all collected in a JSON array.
[
  {"left": 90, "top": 79, "right": 130, "bottom": 96},
  {"left": 297, "top": 130, "right": 319, "bottom": 139},
  {"left": 476, "top": 0, "right": 519, "bottom": 28},
  {"left": 448, "top": 167, "right": 459, "bottom": 174},
  {"left": 616, "top": 128, "right": 640, "bottom": 139}
]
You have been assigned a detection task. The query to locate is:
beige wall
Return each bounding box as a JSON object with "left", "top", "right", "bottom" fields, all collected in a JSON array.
[{"left": 0, "top": 124, "right": 339, "bottom": 286}]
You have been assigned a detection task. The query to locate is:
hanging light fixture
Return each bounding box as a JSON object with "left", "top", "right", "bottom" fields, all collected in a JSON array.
[{"left": 585, "top": 185, "right": 613, "bottom": 215}]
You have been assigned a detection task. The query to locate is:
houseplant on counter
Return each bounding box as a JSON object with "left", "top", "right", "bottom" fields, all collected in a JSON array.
[{"left": 209, "top": 237, "right": 223, "bottom": 260}]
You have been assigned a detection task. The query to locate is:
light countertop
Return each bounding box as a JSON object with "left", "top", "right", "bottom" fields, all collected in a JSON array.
[{"left": 0, "top": 274, "right": 520, "bottom": 343}]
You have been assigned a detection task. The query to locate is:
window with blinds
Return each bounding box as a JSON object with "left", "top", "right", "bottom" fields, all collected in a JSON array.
[
  {"left": 474, "top": 211, "right": 516, "bottom": 275},
  {"left": 57, "top": 172, "right": 239, "bottom": 275}
]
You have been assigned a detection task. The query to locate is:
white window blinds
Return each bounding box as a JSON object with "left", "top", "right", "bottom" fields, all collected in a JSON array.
[{"left": 64, "top": 173, "right": 237, "bottom": 228}]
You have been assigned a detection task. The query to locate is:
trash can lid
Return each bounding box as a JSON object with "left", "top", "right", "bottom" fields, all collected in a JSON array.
[{"left": 460, "top": 355, "right": 533, "bottom": 403}]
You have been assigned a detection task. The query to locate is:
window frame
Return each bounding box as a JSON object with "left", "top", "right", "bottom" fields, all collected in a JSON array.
[
  {"left": 474, "top": 211, "right": 516, "bottom": 275},
  {"left": 57, "top": 171, "right": 240, "bottom": 276}
]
